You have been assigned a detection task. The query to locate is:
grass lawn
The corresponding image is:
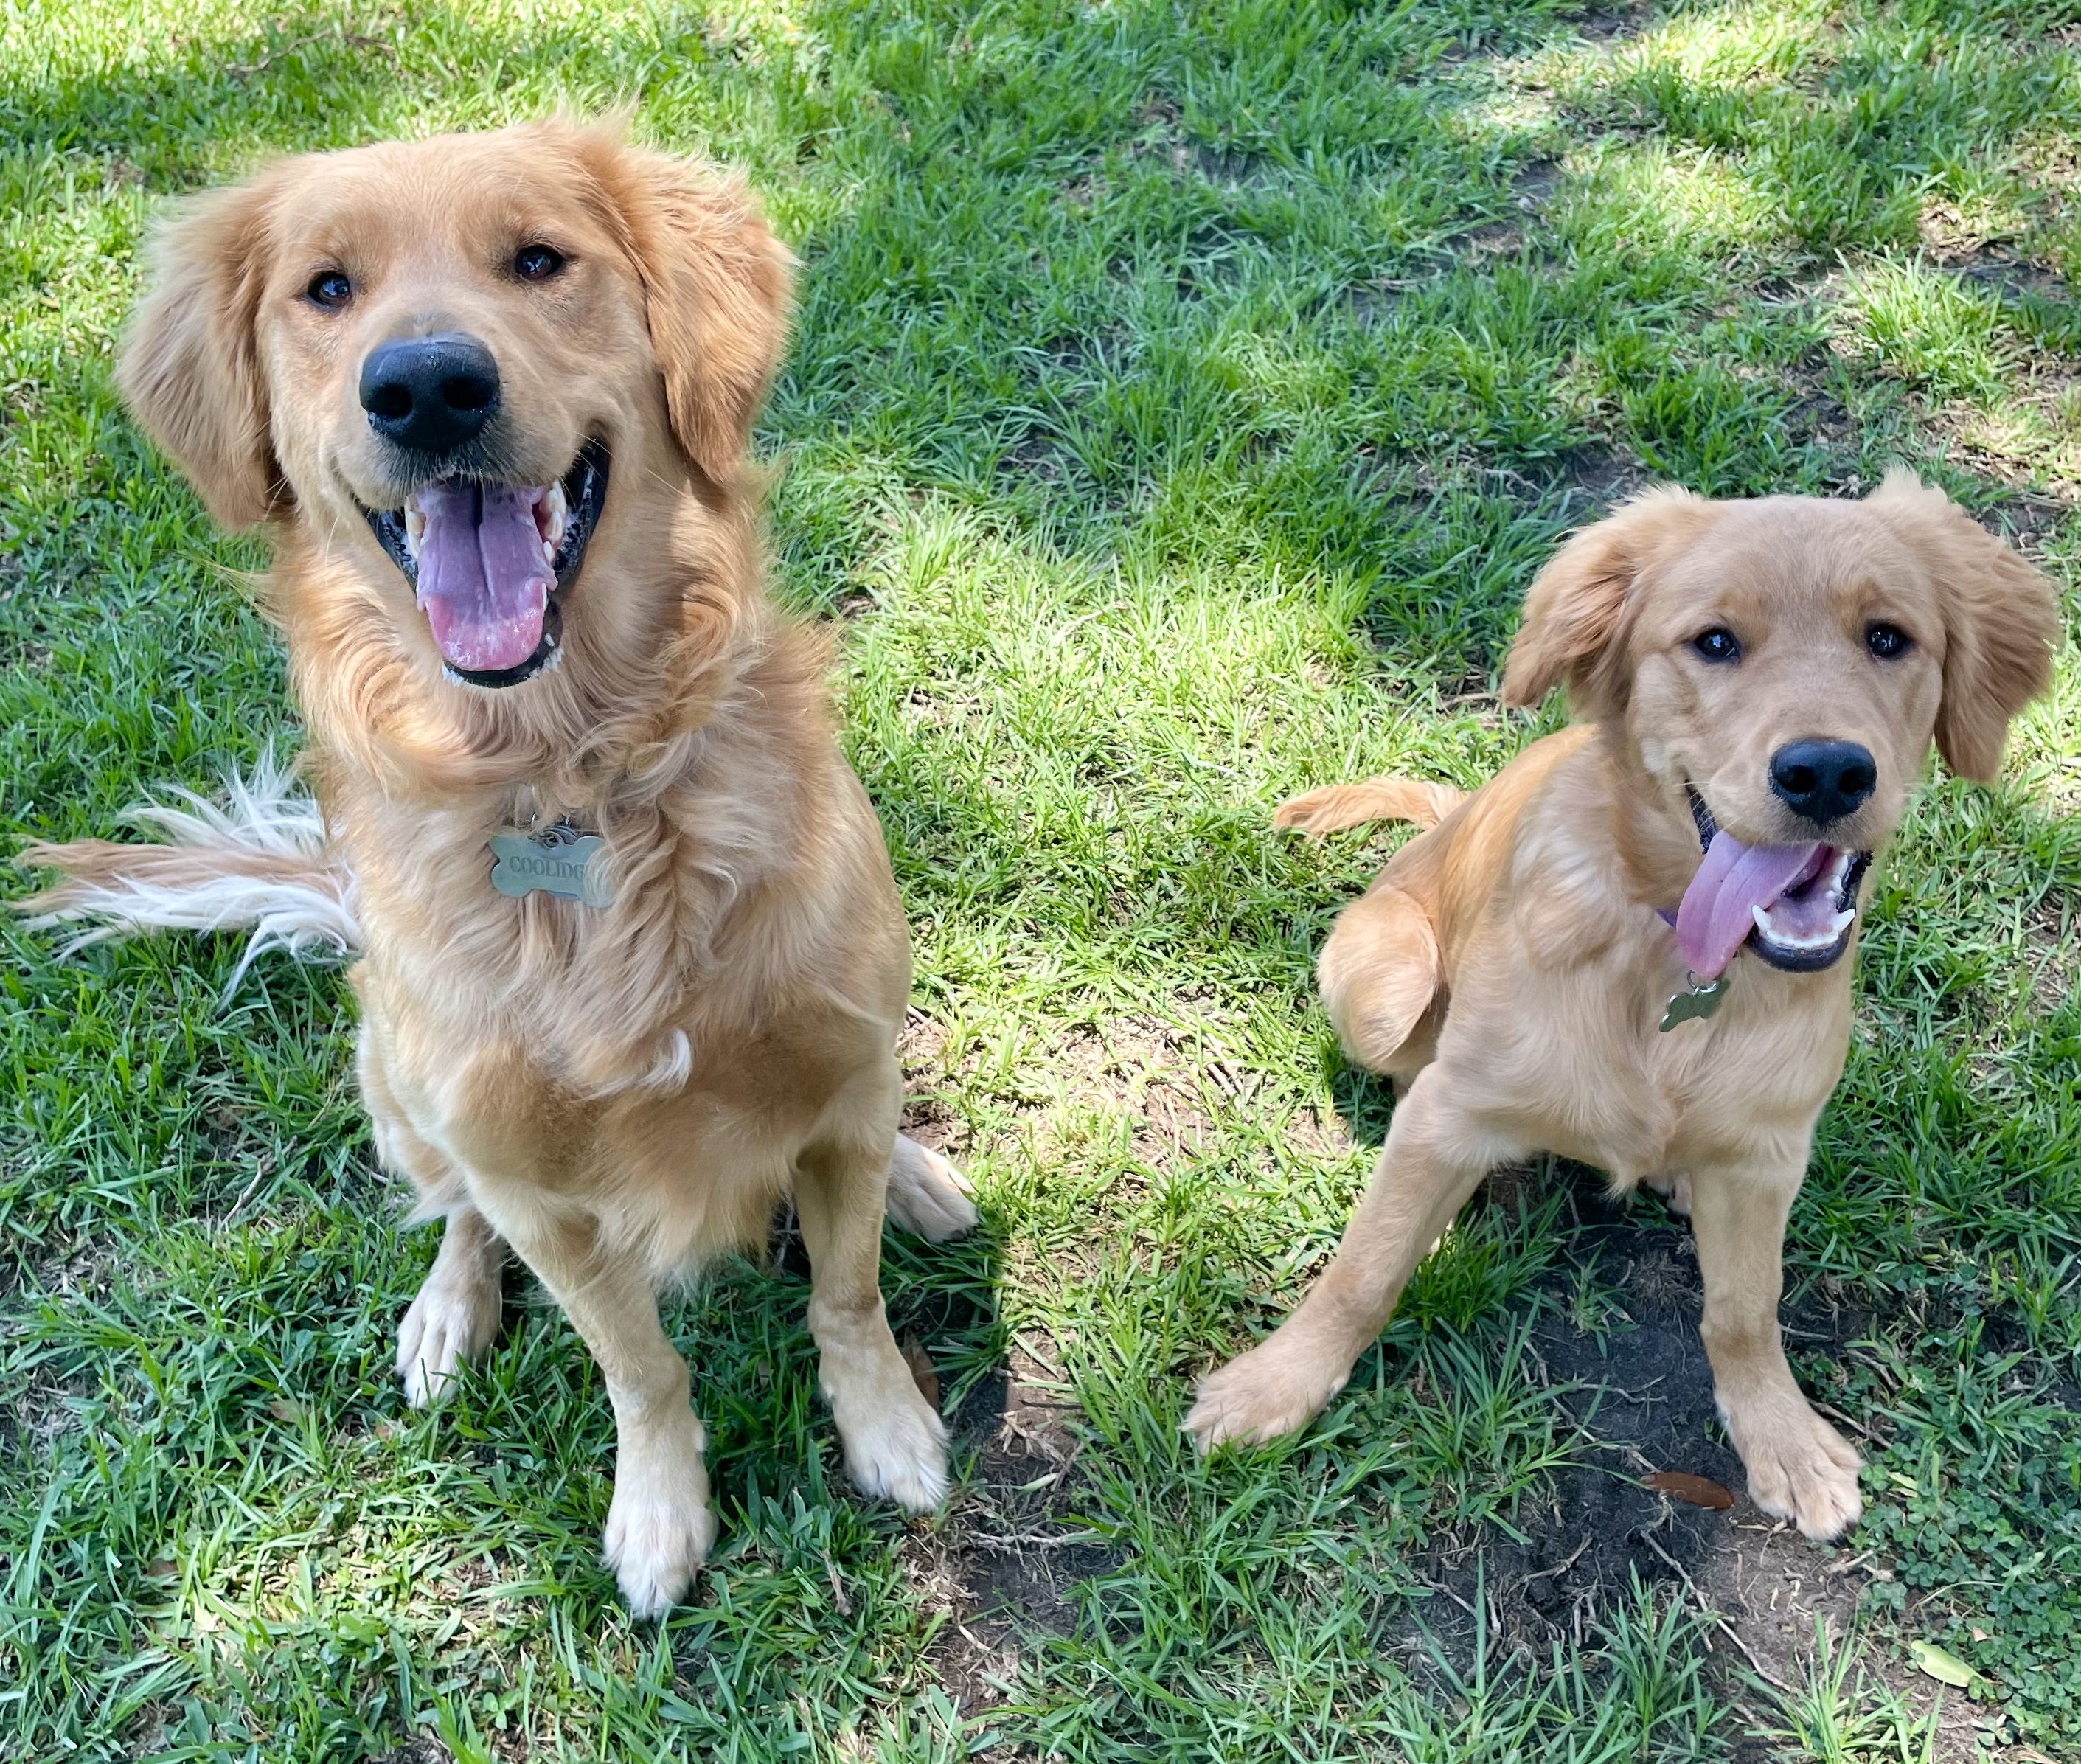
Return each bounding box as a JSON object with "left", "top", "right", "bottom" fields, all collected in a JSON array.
[{"left": 4, "top": 0, "right": 2080, "bottom": 1757}]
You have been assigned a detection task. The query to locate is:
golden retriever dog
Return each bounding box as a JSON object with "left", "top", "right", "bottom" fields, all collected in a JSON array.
[
  {"left": 1184, "top": 478, "right": 2060, "bottom": 1538},
  {"left": 22, "top": 120, "right": 978, "bottom": 1617}
]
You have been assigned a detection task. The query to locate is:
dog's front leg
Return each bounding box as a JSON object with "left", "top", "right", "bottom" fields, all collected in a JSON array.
[
  {"left": 1689, "top": 1157, "right": 1862, "bottom": 1540},
  {"left": 1184, "top": 1069, "right": 1494, "bottom": 1451},
  {"left": 487, "top": 1206, "right": 714, "bottom": 1618},
  {"left": 794, "top": 1115, "right": 950, "bottom": 1514}
]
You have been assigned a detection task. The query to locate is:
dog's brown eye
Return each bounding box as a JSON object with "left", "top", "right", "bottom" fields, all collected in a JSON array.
[
  {"left": 1866, "top": 622, "right": 1911, "bottom": 660},
  {"left": 514, "top": 244, "right": 565, "bottom": 282},
  {"left": 1692, "top": 627, "right": 1741, "bottom": 664},
  {"left": 307, "top": 270, "right": 353, "bottom": 309}
]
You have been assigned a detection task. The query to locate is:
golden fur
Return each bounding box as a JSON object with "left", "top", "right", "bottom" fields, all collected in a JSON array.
[
  {"left": 24, "top": 121, "right": 975, "bottom": 1617},
  {"left": 1185, "top": 478, "right": 2060, "bottom": 1538}
]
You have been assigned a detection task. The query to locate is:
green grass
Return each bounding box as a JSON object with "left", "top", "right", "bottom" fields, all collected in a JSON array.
[{"left": 3, "top": 0, "right": 2079, "bottom": 1757}]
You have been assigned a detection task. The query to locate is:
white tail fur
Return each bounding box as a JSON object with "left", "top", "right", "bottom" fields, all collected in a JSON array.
[{"left": 18, "top": 752, "right": 361, "bottom": 990}]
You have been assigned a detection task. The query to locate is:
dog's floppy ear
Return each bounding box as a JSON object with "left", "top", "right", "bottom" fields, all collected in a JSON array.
[
  {"left": 117, "top": 176, "right": 282, "bottom": 531},
  {"left": 1501, "top": 487, "right": 1718, "bottom": 720},
  {"left": 583, "top": 132, "right": 794, "bottom": 482},
  {"left": 1869, "top": 470, "right": 2061, "bottom": 783}
]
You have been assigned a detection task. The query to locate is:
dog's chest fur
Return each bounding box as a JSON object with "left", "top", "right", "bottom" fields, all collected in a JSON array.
[
  {"left": 1445, "top": 883, "right": 1856, "bottom": 1184},
  {"left": 1424, "top": 754, "right": 1858, "bottom": 1186},
  {"left": 337, "top": 775, "right": 780, "bottom": 1100}
]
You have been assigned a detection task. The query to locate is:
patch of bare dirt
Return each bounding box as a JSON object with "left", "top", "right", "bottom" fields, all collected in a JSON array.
[
  {"left": 119, "top": 1704, "right": 174, "bottom": 1761},
  {"left": 374, "top": 1739, "right": 452, "bottom": 1764},
  {"left": 904, "top": 1342, "right": 1116, "bottom": 1721},
  {"left": 1577, "top": 0, "right": 1656, "bottom": 44},
  {"left": 1950, "top": 250, "right": 2070, "bottom": 305},
  {"left": 1547, "top": 441, "right": 1650, "bottom": 513},
  {"left": 1445, "top": 160, "right": 1565, "bottom": 265},
  {"left": 1050, "top": 1015, "right": 1228, "bottom": 1166},
  {"left": 1394, "top": 1167, "right": 1962, "bottom": 1738},
  {"left": 907, "top": 1004, "right": 1249, "bottom": 1171}
]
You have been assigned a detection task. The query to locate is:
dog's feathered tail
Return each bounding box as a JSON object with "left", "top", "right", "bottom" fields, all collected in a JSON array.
[
  {"left": 15, "top": 755, "right": 361, "bottom": 988},
  {"left": 1273, "top": 774, "right": 1467, "bottom": 837}
]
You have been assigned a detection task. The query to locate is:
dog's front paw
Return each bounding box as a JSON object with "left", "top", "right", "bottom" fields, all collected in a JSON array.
[
  {"left": 603, "top": 1414, "right": 716, "bottom": 1619},
  {"left": 396, "top": 1260, "right": 502, "bottom": 1408},
  {"left": 1184, "top": 1334, "right": 1347, "bottom": 1452},
  {"left": 1724, "top": 1395, "right": 1862, "bottom": 1541},
  {"left": 884, "top": 1135, "right": 978, "bottom": 1243},
  {"left": 820, "top": 1338, "right": 950, "bottom": 1513},
  {"left": 838, "top": 1382, "right": 950, "bottom": 1513}
]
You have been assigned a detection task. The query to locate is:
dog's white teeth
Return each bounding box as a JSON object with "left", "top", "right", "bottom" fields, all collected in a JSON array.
[
  {"left": 402, "top": 504, "right": 425, "bottom": 560},
  {"left": 1752, "top": 903, "right": 1855, "bottom": 950},
  {"left": 540, "top": 481, "right": 567, "bottom": 546},
  {"left": 1832, "top": 908, "right": 1855, "bottom": 934},
  {"left": 542, "top": 539, "right": 557, "bottom": 565}
]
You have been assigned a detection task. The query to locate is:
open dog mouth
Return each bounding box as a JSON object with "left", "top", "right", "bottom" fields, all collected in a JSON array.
[
  {"left": 362, "top": 442, "right": 608, "bottom": 687},
  {"left": 1675, "top": 786, "right": 1871, "bottom": 979}
]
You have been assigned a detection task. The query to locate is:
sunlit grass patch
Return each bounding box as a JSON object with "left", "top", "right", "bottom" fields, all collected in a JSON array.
[{"left": 1838, "top": 257, "right": 2017, "bottom": 404}]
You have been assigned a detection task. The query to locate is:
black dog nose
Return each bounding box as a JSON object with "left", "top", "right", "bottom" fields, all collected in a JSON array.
[
  {"left": 1770, "top": 739, "right": 1877, "bottom": 825},
  {"left": 358, "top": 333, "right": 501, "bottom": 454}
]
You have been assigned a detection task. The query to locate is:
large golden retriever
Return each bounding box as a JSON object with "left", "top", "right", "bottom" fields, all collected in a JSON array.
[
  {"left": 1185, "top": 479, "right": 2060, "bottom": 1538},
  {"left": 24, "top": 121, "right": 976, "bottom": 1616}
]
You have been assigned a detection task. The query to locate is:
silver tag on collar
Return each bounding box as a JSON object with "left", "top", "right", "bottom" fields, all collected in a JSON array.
[
  {"left": 1660, "top": 970, "right": 1729, "bottom": 1032},
  {"left": 488, "top": 822, "right": 614, "bottom": 907}
]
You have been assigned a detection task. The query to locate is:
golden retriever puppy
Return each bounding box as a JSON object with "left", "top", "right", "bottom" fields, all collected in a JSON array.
[
  {"left": 23, "top": 121, "right": 976, "bottom": 1616},
  {"left": 1185, "top": 478, "right": 2060, "bottom": 1538}
]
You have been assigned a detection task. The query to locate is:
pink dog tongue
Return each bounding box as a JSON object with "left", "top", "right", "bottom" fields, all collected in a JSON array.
[
  {"left": 414, "top": 482, "right": 552, "bottom": 673},
  {"left": 1673, "top": 830, "right": 1824, "bottom": 982}
]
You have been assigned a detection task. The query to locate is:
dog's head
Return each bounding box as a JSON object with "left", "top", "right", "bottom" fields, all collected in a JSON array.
[
  {"left": 117, "top": 120, "right": 791, "bottom": 689},
  {"left": 1502, "top": 475, "right": 2060, "bottom": 973}
]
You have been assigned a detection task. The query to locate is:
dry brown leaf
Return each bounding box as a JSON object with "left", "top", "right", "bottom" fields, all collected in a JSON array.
[
  {"left": 1643, "top": 1470, "right": 1734, "bottom": 1510},
  {"left": 900, "top": 1333, "right": 940, "bottom": 1410}
]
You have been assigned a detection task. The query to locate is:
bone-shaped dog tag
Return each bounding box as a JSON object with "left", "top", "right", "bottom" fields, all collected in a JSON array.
[
  {"left": 488, "top": 823, "right": 614, "bottom": 907},
  {"left": 1660, "top": 971, "right": 1729, "bottom": 1032}
]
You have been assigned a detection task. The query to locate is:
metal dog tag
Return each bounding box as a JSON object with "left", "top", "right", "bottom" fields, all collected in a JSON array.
[
  {"left": 487, "top": 822, "right": 614, "bottom": 907},
  {"left": 1660, "top": 971, "right": 1729, "bottom": 1032}
]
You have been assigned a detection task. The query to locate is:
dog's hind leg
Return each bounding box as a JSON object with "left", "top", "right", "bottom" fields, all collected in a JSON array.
[
  {"left": 796, "top": 1071, "right": 950, "bottom": 1514},
  {"left": 883, "top": 1133, "right": 978, "bottom": 1242},
  {"left": 359, "top": 1023, "right": 507, "bottom": 1406},
  {"left": 395, "top": 1205, "right": 507, "bottom": 1408},
  {"left": 1318, "top": 884, "right": 1445, "bottom": 1080}
]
